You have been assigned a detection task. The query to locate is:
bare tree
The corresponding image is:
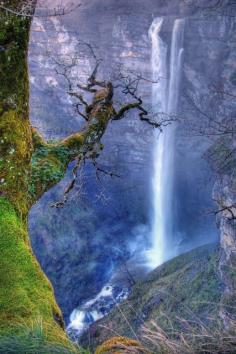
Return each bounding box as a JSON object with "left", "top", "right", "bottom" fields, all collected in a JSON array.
[{"left": 46, "top": 41, "right": 168, "bottom": 207}]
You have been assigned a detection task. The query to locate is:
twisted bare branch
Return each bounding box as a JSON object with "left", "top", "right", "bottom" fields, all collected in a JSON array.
[{"left": 0, "top": 1, "right": 81, "bottom": 18}]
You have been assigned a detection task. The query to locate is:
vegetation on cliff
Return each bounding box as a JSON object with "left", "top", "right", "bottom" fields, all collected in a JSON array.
[
  {"left": 81, "top": 244, "right": 223, "bottom": 349},
  {"left": 79, "top": 244, "right": 236, "bottom": 354},
  {"left": 0, "top": 1, "right": 235, "bottom": 354}
]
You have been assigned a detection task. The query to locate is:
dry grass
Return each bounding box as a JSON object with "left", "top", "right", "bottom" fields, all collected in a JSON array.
[
  {"left": 122, "top": 317, "right": 236, "bottom": 354},
  {"left": 97, "top": 305, "right": 236, "bottom": 354}
]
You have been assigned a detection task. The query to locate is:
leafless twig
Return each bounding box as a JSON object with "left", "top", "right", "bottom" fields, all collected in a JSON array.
[{"left": 0, "top": 1, "right": 81, "bottom": 18}]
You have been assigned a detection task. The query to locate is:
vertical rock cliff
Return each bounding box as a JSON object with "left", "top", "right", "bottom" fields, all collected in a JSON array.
[{"left": 214, "top": 175, "right": 236, "bottom": 326}]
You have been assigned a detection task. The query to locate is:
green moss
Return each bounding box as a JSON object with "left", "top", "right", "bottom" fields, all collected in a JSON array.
[
  {"left": 30, "top": 143, "right": 70, "bottom": 200},
  {"left": 0, "top": 8, "right": 32, "bottom": 217},
  {"left": 31, "top": 128, "right": 46, "bottom": 148},
  {"left": 0, "top": 198, "right": 67, "bottom": 342},
  {"left": 88, "top": 102, "right": 114, "bottom": 128},
  {"left": 0, "top": 11, "right": 30, "bottom": 116},
  {"left": 61, "top": 133, "right": 84, "bottom": 151},
  {"left": 0, "top": 319, "right": 85, "bottom": 353},
  {"left": 0, "top": 5, "right": 72, "bottom": 346},
  {"left": 0, "top": 110, "right": 32, "bottom": 216}
]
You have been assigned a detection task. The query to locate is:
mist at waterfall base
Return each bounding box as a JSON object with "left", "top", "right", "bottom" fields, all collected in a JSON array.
[
  {"left": 29, "top": 3, "right": 219, "bottom": 341},
  {"left": 30, "top": 161, "right": 151, "bottom": 339}
]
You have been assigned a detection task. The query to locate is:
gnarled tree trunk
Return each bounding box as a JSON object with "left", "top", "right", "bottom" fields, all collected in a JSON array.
[{"left": 0, "top": 1, "right": 69, "bottom": 342}]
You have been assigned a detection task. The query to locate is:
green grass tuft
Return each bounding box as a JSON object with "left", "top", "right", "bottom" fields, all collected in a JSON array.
[{"left": 0, "top": 320, "right": 90, "bottom": 354}]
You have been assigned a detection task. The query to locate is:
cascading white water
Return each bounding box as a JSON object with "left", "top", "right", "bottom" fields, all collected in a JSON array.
[
  {"left": 147, "top": 18, "right": 185, "bottom": 268},
  {"left": 67, "top": 284, "right": 129, "bottom": 339}
]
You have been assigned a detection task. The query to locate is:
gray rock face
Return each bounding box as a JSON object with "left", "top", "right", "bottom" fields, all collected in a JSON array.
[
  {"left": 213, "top": 175, "right": 236, "bottom": 326},
  {"left": 29, "top": 0, "right": 235, "bottom": 324},
  {"left": 200, "top": 8, "right": 236, "bottom": 327}
]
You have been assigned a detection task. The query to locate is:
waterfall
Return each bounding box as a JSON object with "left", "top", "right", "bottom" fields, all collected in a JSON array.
[
  {"left": 147, "top": 18, "right": 185, "bottom": 268},
  {"left": 67, "top": 284, "right": 130, "bottom": 339}
]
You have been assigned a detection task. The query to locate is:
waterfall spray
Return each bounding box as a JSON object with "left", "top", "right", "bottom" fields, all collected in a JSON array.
[{"left": 147, "top": 18, "right": 185, "bottom": 268}]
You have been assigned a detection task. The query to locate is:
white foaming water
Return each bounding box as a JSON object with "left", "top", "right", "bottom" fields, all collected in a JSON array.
[
  {"left": 67, "top": 284, "right": 129, "bottom": 339},
  {"left": 67, "top": 285, "right": 113, "bottom": 338},
  {"left": 147, "top": 18, "right": 185, "bottom": 268}
]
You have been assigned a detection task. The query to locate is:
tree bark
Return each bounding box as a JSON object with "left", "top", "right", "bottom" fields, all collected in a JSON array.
[{"left": 0, "top": 2, "right": 69, "bottom": 342}]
